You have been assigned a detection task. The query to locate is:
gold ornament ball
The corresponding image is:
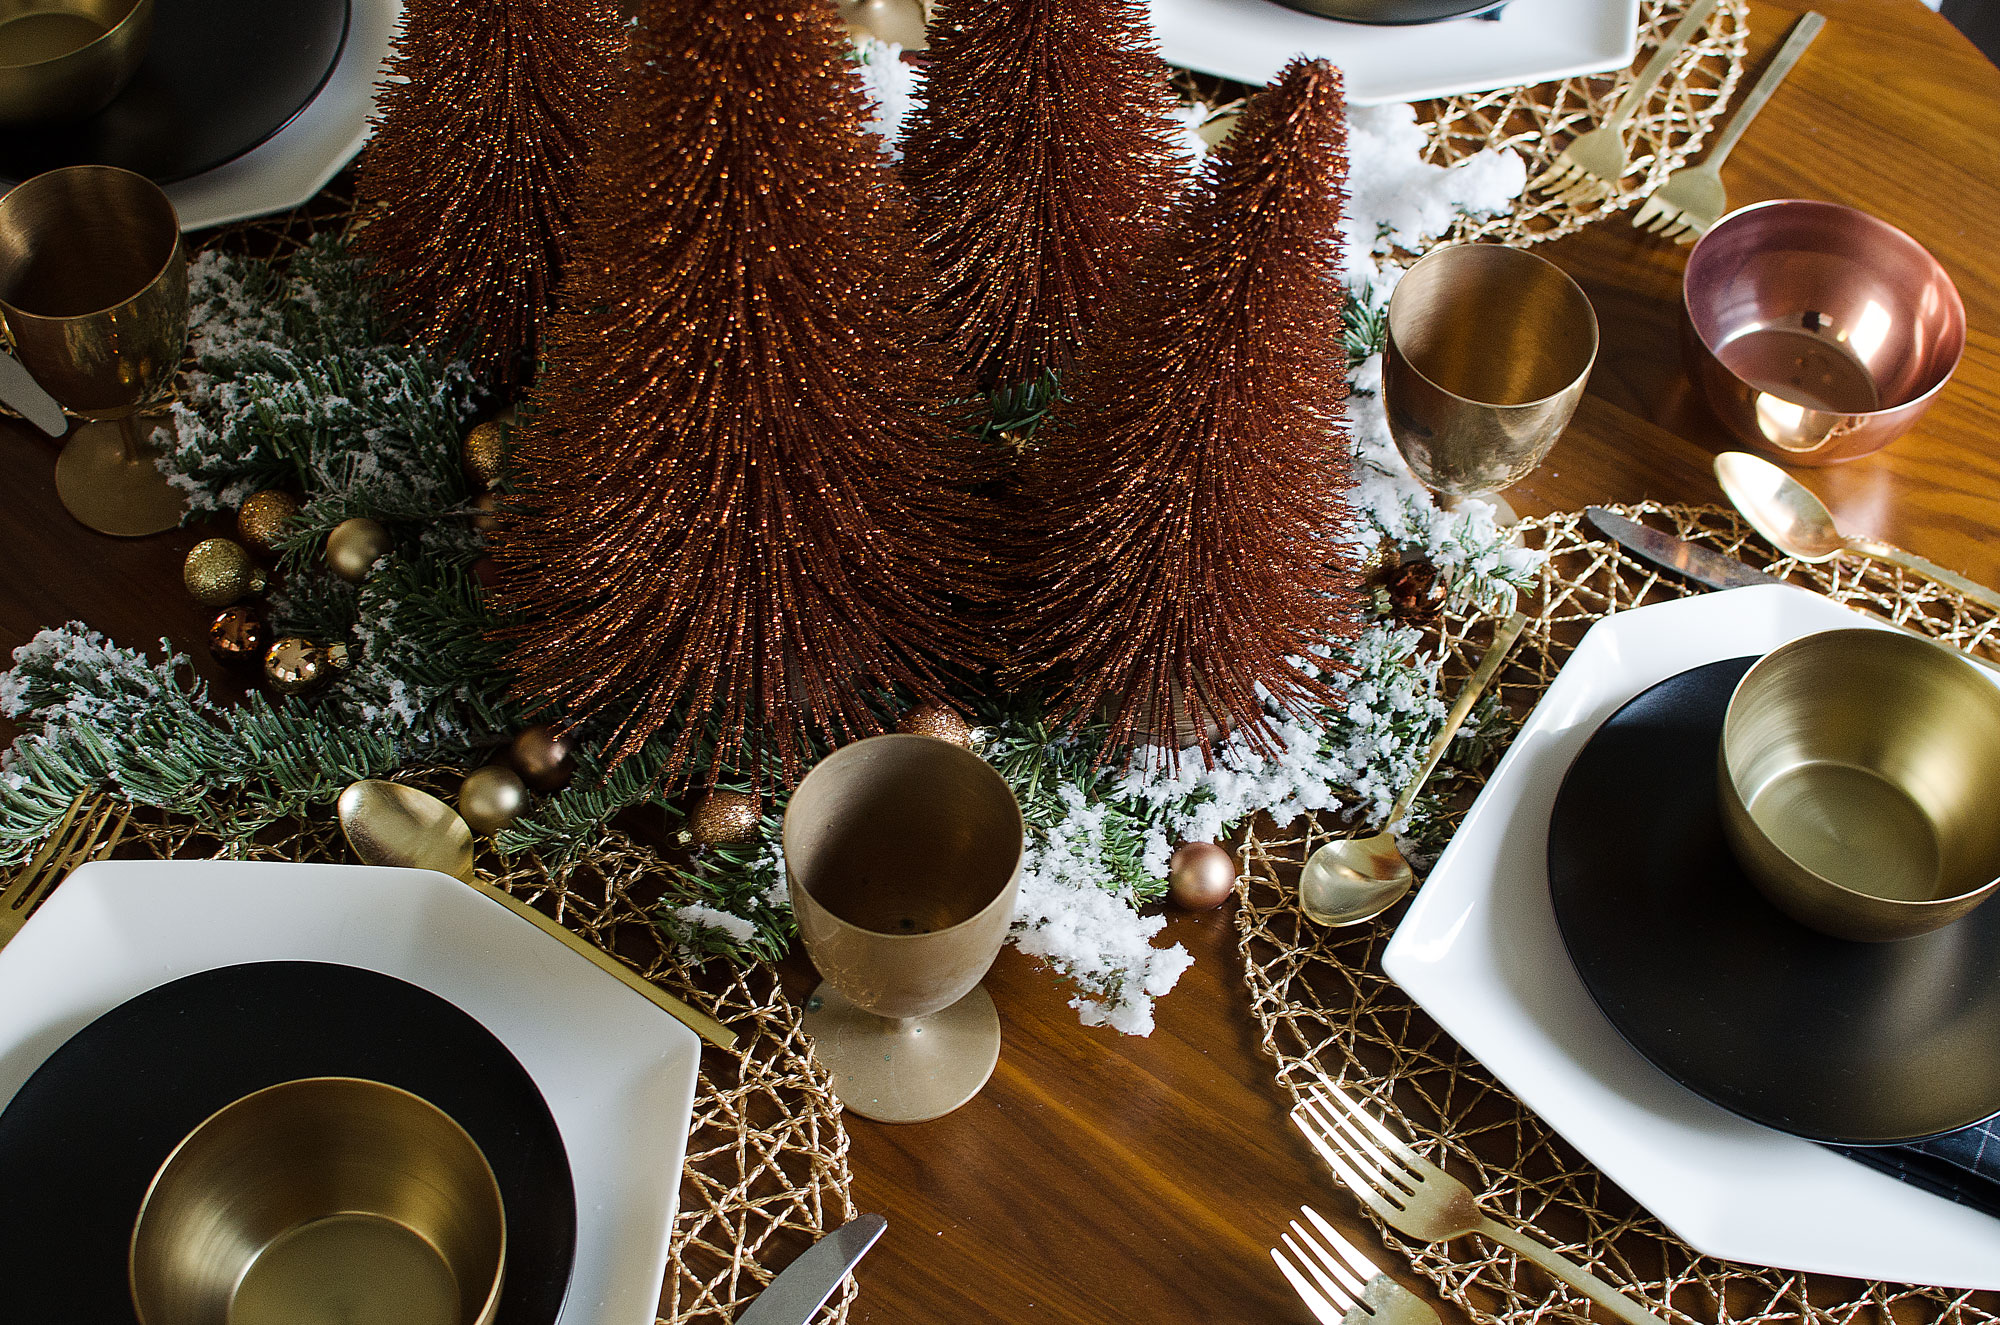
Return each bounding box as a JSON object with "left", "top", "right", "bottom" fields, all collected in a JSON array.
[
  {"left": 325, "top": 517, "right": 394, "bottom": 583},
  {"left": 686, "top": 790, "right": 761, "bottom": 846},
  {"left": 183, "top": 538, "right": 267, "bottom": 607},
  {"left": 462, "top": 420, "right": 509, "bottom": 488},
  {"left": 263, "top": 637, "right": 349, "bottom": 697},
  {"left": 896, "top": 702, "right": 973, "bottom": 748},
  {"left": 235, "top": 490, "right": 300, "bottom": 558},
  {"left": 459, "top": 764, "right": 530, "bottom": 835},
  {"left": 471, "top": 491, "right": 501, "bottom": 535},
  {"left": 1168, "top": 842, "right": 1236, "bottom": 910},
  {"left": 509, "top": 725, "right": 575, "bottom": 792}
]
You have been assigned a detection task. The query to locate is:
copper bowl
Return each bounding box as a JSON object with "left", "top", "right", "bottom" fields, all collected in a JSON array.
[
  {"left": 1682, "top": 200, "right": 1964, "bottom": 465},
  {"left": 0, "top": 0, "right": 153, "bottom": 125}
]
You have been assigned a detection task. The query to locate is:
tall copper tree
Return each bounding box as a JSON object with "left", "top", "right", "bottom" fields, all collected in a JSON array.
[
  {"left": 899, "top": 0, "right": 1188, "bottom": 394},
  {"left": 1010, "top": 58, "right": 1362, "bottom": 758},
  {"left": 354, "top": 0, "right": 622, "bottom": 385},
  {"left": 489, "top": 0, "right": 989, "bottom": 784}
]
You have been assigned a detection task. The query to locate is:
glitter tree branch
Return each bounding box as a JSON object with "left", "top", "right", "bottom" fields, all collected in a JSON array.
[
  {"left": 354, "top": 0, "right": 623, "bottom": 386},
  {"left": 490, "top": 0, "right": 991, "bottom": 786},
  {"left": 1009, "top": 57, "right": 1365, "bottom": 758}
]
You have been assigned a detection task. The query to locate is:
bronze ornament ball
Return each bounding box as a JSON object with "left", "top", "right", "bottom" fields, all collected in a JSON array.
[
  {"left": 183, "top": 538, "right": 267, "bottom": 607},
  {"left": 263, "top": 638, "right": 349, "bottom": 697},
  {"left": 235, "top": 490, "right": 300, "bottom": 557},
  {"left": 325, "top": 517, "right": 394, "bottom": 583},
  {"left": 462, "top": 420, "right": 509, "bottom": 488},
  {"left": 509, "top": 725, "right": 575, "bottom": 792},
  {"left": 686, "top": 790, "right": 761, "bottom": 846},
  {"left": 895, "top": 702, "right": 974, "bottom": 748},
  {"left": 459, "top": 764, "right": 530, "bottom": 835},
  {"left": 1168, "top": 842, "right": 1236, "bottom": 910},
  {"left": 207, "top": 606, "right": 268, "bottom": 671}
]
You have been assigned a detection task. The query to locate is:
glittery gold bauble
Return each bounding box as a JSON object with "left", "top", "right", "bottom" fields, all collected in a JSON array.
[
  {"left": 325, "top": 517, "right": 394, "bottom": 583},
  {"left": 462, "top": 420, "right": 509, "bottom": 488},
  {"left": 470, "top": 491, "right": 501, "bottom": 535},
  {"left": 207, "top": 605, "right": 268, "bottom": 671},
  {"left": 1356, "top": 537, "right": 1396, "bottom": 581},
  {"left": 263, "top": 638, "right": 349, "bottom": 697},
  {"left": 235, "top": 490, "right": 300, "bottom": 558},
  {"left": 1168, "top": 842, "right": 1235, "bottom": 910},
  {"left": 184, "top": 538, "right": 267, "bottom": 607},
  {"left": 896, "top": 702, "right": 973, "bottom": 748},
  {"left": 459, "top": 764, "right": 530, "bottom": 835},
  {"left": 685, "top": 790, "right": 760, "bottom": 846},
  {"left": 509, "top": 725, "right": 575, "bottom": 792}
]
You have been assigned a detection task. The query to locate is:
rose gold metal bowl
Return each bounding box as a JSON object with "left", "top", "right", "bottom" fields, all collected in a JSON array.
[
  {"left": 0, "top": 0, "right": 154, "bottom": 125},
  {"left": 1682, "top": 199, "right": 1964, "bottom": 465}
]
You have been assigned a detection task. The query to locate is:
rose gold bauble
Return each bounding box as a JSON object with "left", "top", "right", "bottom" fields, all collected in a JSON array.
[
  {"left": 509, "top": 725, "right": 575, "bottom": 792},
  {"left": 235, "top": 490, "right": 300, "bottom": 558},
  {"left": 207, "top": 605, "right": 268, "bottom": 672},
  {"left": 459, "top": 764, "right": 530, "bottom": 835},
  {"left": 686, "top": 790, "right": 761, "bottom": 846},
  {"left": 895, "top": 702, "right": 974, "bottom": 748},
  {"left": 1168, "top": 842, "right": 1235, "bottom": 910}
]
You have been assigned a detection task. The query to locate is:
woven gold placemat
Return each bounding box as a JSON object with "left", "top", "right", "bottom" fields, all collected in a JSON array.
[{"left": 1238, "top": 504, "right": 2000, "bottom": 1325}]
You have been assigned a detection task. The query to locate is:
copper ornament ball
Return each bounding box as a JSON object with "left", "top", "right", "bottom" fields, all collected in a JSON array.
[
  {"left": 686, "top": 790, "right": 761, "bottom": 846},
  {"left": 509, "top": 725, "right": 575, "bottom": 792},
  {"left": 207, "top": 605, "right": 268, "bottom": 672},
  {"left": 235, "top": 490, "right": 300, "bottom": 558},
  {"left": 183, "top": 538, "right": 267, "bottom": 607},
  {"left": 895, "top": 702, "right": 974, "bottom": 748},
  {"left": 325, "top": 517, "right": 394, "bottom": 583},
  {"left": 263, "top": 638, "right": 349, "bottom": 697},
  {"left": 462, "top": 420, "right": 509, "bottom": 488},
  {"left": 459, "top": 764, "right": 530, "bottom": 835},
  {"left": 1168, "top": 842, "right": 1235, "bottom": 910}
]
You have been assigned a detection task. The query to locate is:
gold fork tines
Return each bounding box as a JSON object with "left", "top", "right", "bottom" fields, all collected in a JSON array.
[
  {"left": 0, "top": 792, "right": 122, "bottom": 949},
  {"left": 1273, "top": 1205, "right": 1441, "bottom": 1325}
]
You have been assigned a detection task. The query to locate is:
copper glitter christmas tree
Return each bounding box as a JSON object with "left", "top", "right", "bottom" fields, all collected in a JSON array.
[
  {"left": 899, "top": 0, "right": 1188, "bottom": 394},
  {"left": 490, "top": 0, "right": 989, "bottom": 785},
  {"left": 354, "top": 0, "right": 622, "bottom": 385},
  {"left": 1010, "top": 57, "right": 1362, "bottom": 758}
]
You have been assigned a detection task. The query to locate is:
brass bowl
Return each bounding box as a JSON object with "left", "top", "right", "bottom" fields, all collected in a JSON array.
[
  {"left": 1719, "top": 629, "right": 2000, "bottom": 942},
  {"left": 1682, "top": 199, "right": 1965, "bottom": 465},
  {"left": 130, "top": 1077, "right": 506, "bottom": 1325},
  {"left": 0, "top": 0, "right": 154, "bottom": 125}
]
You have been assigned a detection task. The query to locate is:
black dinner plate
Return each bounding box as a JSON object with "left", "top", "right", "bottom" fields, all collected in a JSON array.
[
  {"left": 1261, "top": 0, "right": 1506, "bottom": 24},
  {"left": 0, "top": 961, "right": 575, "bottom": 1323},
  {"left": 1547, "top": 656, "right": 2000, "bottom": 1146},
  {"left": 0, "top": 0, "right": 351, "bottom": 185}
]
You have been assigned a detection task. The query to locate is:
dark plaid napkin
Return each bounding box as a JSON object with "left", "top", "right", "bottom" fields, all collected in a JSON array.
[{"left": 1834, "top": 1117, "right": 2000, "bottom": 1219}]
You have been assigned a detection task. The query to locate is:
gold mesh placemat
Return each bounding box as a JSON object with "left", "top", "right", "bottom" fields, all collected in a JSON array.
[
  {"left": 100, "top": 787, "right": 856, "bottom": 1325},
  {"left": 1238, "top": 503, "right": 2000, "bottom": 1325}
]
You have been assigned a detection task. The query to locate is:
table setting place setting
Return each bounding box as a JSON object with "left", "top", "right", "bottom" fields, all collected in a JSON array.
[{"left": 0, "top": 0, "right": 1995, "bottom": 1322}]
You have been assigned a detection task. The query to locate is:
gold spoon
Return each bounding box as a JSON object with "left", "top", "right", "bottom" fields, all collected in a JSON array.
[
  {"left": 337, "top": 779, "right": 736, "bottom": 1049},
  {"left": 1715, "top": 451, "right": 2000, "bottom": 614},
  {"left": 1299, "top": 611, "right": 1529, "bottom": 926}
]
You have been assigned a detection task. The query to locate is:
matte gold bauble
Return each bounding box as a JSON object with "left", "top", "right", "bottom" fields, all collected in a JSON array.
[
  {"left": 325, "top": 517, "right": 394, "bottom": 582},
  {"left": 509, "top": 725, "right": 575, "bottom": 792},
  {"left": 235, "top": 490, "right": 300, "bottom": 557},
  {"left": 1168, "top": 841, "right": 1235, "bottom": 910},
  {"left": 896, "top": 702, "right": 973, "bottom": 748},
  {"left": 462, "top": 420, "right": 509, "bottom": 488},
  {"left": 470, "top": 491, "right": 501, "bottom": 534},
  {"left": 207, "top": 605, "right": 268, "bottom": 672},
  {"left": 183, "top": 538, "right": 267, "bottom": 607},
  {"left": 458, "top": 764, "right": 530, "bottom": 835},
  {"left": 685, "top": 790, "right": 761, "bottom": 846},
  {"left": 263, "top": 637, "right": 350, "bottom": 697}
]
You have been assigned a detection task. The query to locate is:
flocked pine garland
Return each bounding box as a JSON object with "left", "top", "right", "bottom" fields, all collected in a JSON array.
[{"left": 0, "top": 60, "right": 1536, "bottom": 1035}]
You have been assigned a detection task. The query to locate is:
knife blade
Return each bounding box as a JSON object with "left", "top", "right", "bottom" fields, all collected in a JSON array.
[
  {"left": 1585, "top": 506, "right": 1787, "bottom": 591},
  {"left": 736, "top": 1213, "right": 886, "bottom": 1325},
  {"left": 0, "top": 351, "right": 66, "bottom": 438}
]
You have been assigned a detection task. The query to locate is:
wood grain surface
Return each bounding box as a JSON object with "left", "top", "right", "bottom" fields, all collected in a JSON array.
[{"left": 0, "top": 1, "right": 1994, "bottom": 1320}]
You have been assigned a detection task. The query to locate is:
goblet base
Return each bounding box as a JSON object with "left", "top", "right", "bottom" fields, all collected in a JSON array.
[
  {"left": 1437, "top": 490, "right": 1520, "bottom": 527},
  {"left": 54, "top": 416, "right": 184, "bottom": 537},
  {"left": 803, "top": 980, "right": 999, "bottom": 1124}
]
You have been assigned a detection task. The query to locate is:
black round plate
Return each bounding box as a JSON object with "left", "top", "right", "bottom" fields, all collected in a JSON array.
[
  {"left": 0, "top": 0, "right": 351, "bottom": 185},
  {"left": 1548, "top": 656, "right": 2000, "bottom": 1146},
  {"left": 0, "top": 961, "right": 575, "bottom": 1323},
  {"left": 1260, "top": 0, "right": 1505, "bottom": 25}
]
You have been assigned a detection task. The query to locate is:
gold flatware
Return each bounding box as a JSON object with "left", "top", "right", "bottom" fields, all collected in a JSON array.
[
  {"left": 0, "top": 791, "right": 126, "bottom": 950},
  {"left": 1633, "top": 12, "right": 1825, "bottom": 241},
  {"left": 1714, "top": 451, "right": 2000, "bottom": 613},
  {"left": 1299, "top": 611, "right": 1528, "bottom": 926},
  {"left": 1293, "top": 1083, "right": 1670, "bottom": 1325},
  {"left": 1528, "top": 0, "right": 1722, "bottom": 205},
  {"left": 336, "top": 779, "right": 737, "bottom": 1051},
  {"left": 1274, "top": 1204, "right": 1440, "bottom": 1325}
]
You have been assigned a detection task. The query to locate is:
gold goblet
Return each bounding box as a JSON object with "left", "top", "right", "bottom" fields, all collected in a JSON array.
[
  {"left": 0, "top": 163, "right": 188, "bottom": 536},
  {"left": 785, "top": 733, "right": 1023, "bottom": 1124},
  {"left": 1382, "top": 243, "right": 1598, "bottom": 521}
]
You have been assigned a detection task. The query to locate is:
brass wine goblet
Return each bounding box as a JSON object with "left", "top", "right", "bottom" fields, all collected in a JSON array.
[
  {"left": 1382, "top": 243, "right": 1598, "bottom": 523},
  {"left": 785, "top": 733, "right": 1024, "bottom": 1124},
  {"left": 0, "top": 163, "right": 188, "bottom": 536}
]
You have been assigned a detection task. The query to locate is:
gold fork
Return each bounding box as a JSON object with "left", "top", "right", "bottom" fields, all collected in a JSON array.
[
  {"left": 1274, "top": 1205, "right": 1441, "bottom": 1325},
  {"left": 1528, "top": 0, "right": 1722, "bottom": 206},
  {"left": 1293, "top": 1084, "right": 1671, "bottom": 1325},
  {"left": 0, "top": 792, "right": 130, "bottom": 950}
]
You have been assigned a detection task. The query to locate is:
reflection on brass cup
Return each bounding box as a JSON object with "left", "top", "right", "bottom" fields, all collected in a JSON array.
[
  {"left": 130, "top": 1077, "right": 506, "bottom": 1325},
  {"left": 785, "top": 733, "right": 1024, "bottom": 1124},
  {"left": 1683, "top": 200, "right": 1965, "bottom": 466},
  {"left": 1383, "top": 242, "right": 1597, "bottom": 501},
  {"left": 1719, "top": 629, "right": 2000, "bottom": 942},
  {"left": 0, "top": 163, "right": 188, "bottom": 535},
  {"left": 0, "top": 0, "right": 153, "bottom": 124}
]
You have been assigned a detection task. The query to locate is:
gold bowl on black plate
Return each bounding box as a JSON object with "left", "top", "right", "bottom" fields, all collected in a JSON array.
[
  {"left": 0, "top": 0, "right": 153, "bottom": 125},
  {"left": 1261, "top": 0, "right": 1501, "bottom": 23}
]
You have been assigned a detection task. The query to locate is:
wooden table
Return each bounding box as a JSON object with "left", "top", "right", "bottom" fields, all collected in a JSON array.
[{"left": 0, "top": 1, "right": 1994, "bottom": 1321}]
